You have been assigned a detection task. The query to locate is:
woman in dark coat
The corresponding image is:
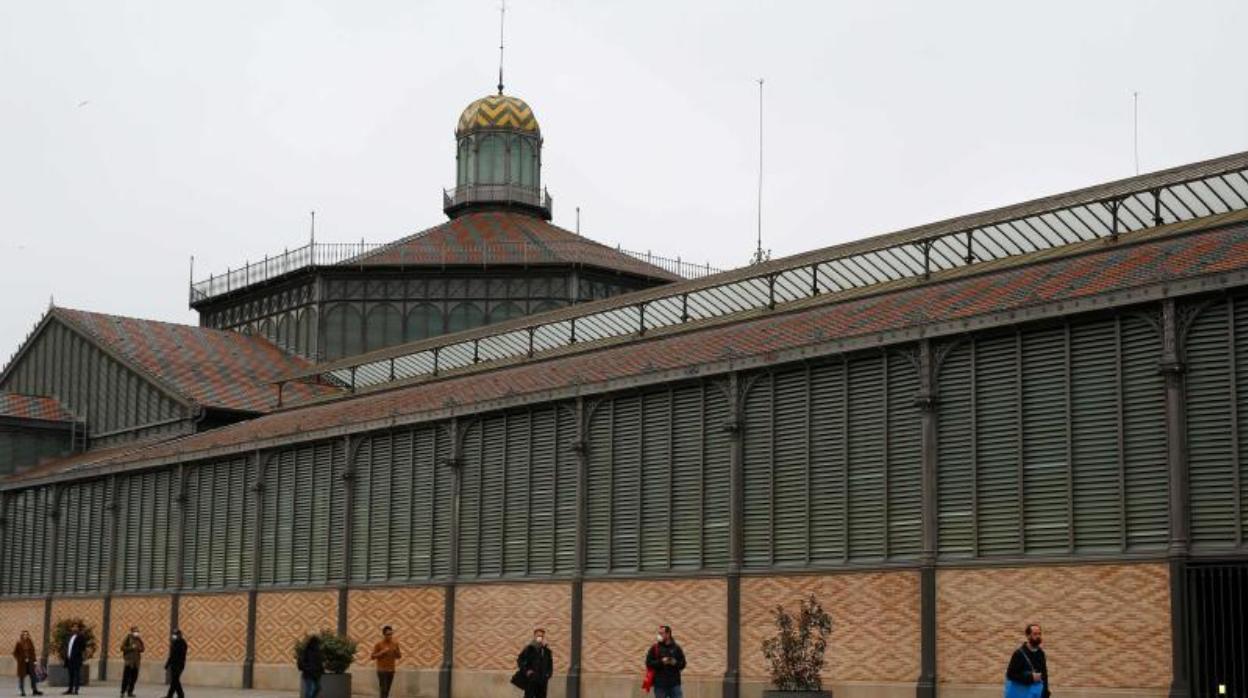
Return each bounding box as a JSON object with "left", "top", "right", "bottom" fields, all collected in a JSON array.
[
  {"left": 298, "top": 636, "right": 324, "bottom": 698},
  {"left": 13, "top": 630, "right": 42, "bottom": 697}
]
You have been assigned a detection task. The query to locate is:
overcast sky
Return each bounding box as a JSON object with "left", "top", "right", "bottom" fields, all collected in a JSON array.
[{"left": 2, "top": 0, "right": 1246, "bottom": 360}]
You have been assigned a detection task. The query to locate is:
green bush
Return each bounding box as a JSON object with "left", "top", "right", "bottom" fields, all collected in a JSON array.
[
  {"left": 293, "top": 630, "right": 358, "bottom": 674},
  {"left": 50, "top": 618, "right": 98, "bottom": 662},
  {"left": 761, "top": 595, "right": 832, "bottom": 692}
]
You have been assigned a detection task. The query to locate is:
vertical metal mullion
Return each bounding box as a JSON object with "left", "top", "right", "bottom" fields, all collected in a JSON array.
[
  {"left": 882, "top": 350, "right": 890, "bottom": 559},
  {"left": 970, "top": 337, "right": 979, "bottom": 558},
  {"left": 1016, "top": 330, "right": 1025, "bottom": 553},
  {"left": 1065, "top": 322, "right": 1075, "bottom": 553},
  {"left": 667, "top": 388, "right": 675, "bottom": 570},
  {"left": 805, "top": 364, "right": 813, "bottom": 565},
  {"left": 1116, "top": 316, "right": 1127, "bottom": 551},
  {"left": 526, "top": 411, "right": 534, "bottom": 576},
  {"left": 769, "top": 375, "right": 776, "bottom": 567},
  {"left": 476, "top": 426, "right": 485, "bottom": 575},
  {"left": 636, "top": 396, "right": 644, "bottom": 572},
  {"left": 607, "top": 402, "right": 615, "bottom": 570},
  {"left": 842, "top": 356, "right": 851, "bottom": 562},
  {"left": 1229, "top": 297, "right": 1242, "bottom": 548}
]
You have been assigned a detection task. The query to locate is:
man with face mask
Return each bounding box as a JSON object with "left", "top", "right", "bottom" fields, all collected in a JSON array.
[
  {"left": 515, "top": 629, "right": 553, "bottom": 698},
  {"left": 118, "top": 627, "right": 144, "bottom": 698},
  {"left": 370, "top": 626, "right": 401, "bottom": 698},
  {"left": 164, "top": 629, "right": 186, "bottom": 698},
  {"left": 644, "top": 625, "right": 686, "bottom": 698},
  {"left": 1004, "top": 623, "right": 1050, "bottom": 698}
]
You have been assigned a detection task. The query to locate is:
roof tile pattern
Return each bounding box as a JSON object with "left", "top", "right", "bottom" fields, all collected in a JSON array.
[
  {"left": 355, "top": 211, "right": 680, "bottom": 280},
  {"left": 55, "top": 309, "right": 338, "bottom": 413},
  {"left": 0, "top": 391, "right": 74, "bottom": 423},
  {"left": 12, "top": 220, "right": 1248, "bottom": 484}
]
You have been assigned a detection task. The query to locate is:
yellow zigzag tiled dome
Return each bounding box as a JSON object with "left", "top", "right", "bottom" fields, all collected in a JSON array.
[{"left": 456, "top": 94, "right": 540, "bottom": 136}]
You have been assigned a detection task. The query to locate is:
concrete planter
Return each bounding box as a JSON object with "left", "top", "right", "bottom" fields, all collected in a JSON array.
[
  {"left": 319, "top": 672, "right": 351, "bottom": 698},
  {"left": 762, "top": 691, "right": 831, "bottom": 698},
  {"left": 45, "top": 664, "right": 91, "bottom": 688}
]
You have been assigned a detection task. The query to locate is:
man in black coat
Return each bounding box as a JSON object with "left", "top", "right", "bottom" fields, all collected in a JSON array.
[
  {"left": 164, "top": 629, "right": 187, "bottom": 698},
  {"left": 1006, "top": 623, "right": 1051, "bottom": 698},
  {"left": 644, "top": 625, "right": 687, "bottom": 698},
  {"left": 61, "top": 623, "right": 85, "bottom": 696},
  {"left": 516, "top": 629, "right": 553, "bottom": 698}
]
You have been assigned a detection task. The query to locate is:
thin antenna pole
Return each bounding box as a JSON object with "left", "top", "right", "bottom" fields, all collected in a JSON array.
[
  {"left": 310, "top": 210, "right": 316, "bottom": 247},
  {"left": 1133, "top": 90, "right": 1140, "bottom": 176},
  {"left": 753, "top": 78, "right": 766, "bottom": 264},
  {"left": 497, "top": 0, "right": 506, "bottom": 95},
  {"left": 576, "top": 206, "right": 581, "bottom": 236}
]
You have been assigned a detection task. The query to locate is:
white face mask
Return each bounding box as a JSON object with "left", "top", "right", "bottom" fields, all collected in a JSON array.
[{"left": 656, "top": 634, "right": 664, "bottom": 643}]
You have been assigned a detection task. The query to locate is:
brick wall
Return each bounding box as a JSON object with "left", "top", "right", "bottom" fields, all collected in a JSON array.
[
  {"left": 254, "top": 590, "right": 338, "bottom": 665},
  {"left": 50, "top": 597, "right": 104, "bottom": 659},
  {"left": 348, "top": 586, "right": 444, "bottom": 669},
  {"left": 937, "top": 563, "right": 1171, "bottom": 689},
  {"left": 0, "top": 599, "right": 45, "bottom": 654},
  {"left": 583, "top": 578, "right": 726, "bottom": 678},
  {"left": 108, "top": 595, "right": 170, "bottom": 662},
  {"left": 741, "top": 571, "right": 920, "bottom": 683},
  {"left": 179, "top": 593, "right": 248, "bottom": 664},
  {"left": 454, "top": 582, "right": 571, "bottom": 672}
]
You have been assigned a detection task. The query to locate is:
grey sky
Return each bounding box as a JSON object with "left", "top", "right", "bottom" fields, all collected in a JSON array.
[{"left": 2, "top": 0, "right": 1246, "bottom": 360}]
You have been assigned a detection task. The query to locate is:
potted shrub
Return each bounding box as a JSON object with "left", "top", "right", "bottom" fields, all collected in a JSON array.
[
  {"left": 46, "top": 618, "right": 98, "bottom": 687},
  {"left": 294, "top": 630, "right": 358, "bottom": 698},
  {"left": 760, "top": 594, "right": 833, "bottom": 698}
]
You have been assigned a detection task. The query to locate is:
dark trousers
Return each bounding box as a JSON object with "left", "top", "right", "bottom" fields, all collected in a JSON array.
[
  {"left": 523, "top": 679, "right": 549, "bottom": 698},
  {"left": 377, "top": 671, "right": 394, "bottom": 698},
  {"left": 65, "top": 663, "right": 82, "bottom": 694},
  {"left": 120, "top": 665, "right": 139, "bottom": 695},
  {"left": 164, "top": 667, "right": 184, "bottom": 698},
  {"left": 19, "top": 663, "right": 41, "bottom": 695}
]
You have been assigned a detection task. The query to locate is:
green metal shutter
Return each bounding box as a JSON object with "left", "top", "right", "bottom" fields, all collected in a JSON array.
[
  {"left": 610, "top": 395, "right": 642, "bottom": 571},
  {"left": 528, "top": 408, "right": 557, "bottom": 575},
  {"left": 554, "top": 406, "right": 578, "bottom": 574},
  {"left": 1020, "top": 325, "right": 1070, "bottom": 553},
  {"left": 1187, "top": 299, "right": 1236, "bottom": 548},
  {"left": 1235, "top": 294, "right": 1248, "bottom": 547},
  {"left": 479, "top": 415, "right": 507, "bottom": 576},
  {"left": 260, "top": 455, "right": 280, "bottom": 586},
  {"left": 119, "top": 475, "right": 139, "bottom": 591},
  {"left": 848, "top": 353, "right": 885, "bottom": 559},
  {"left": 1070, "top": 317, "right": 1124, "bottom": 552},
  {"left": 238, "top": 458, "right": 256, "bottom": 588},
  {"left": 937, "top": 341, "right": 974, "bottom": 557},
  {"left": 389, "top": 429, "right": 414, "bottom": 580},
  {"left": 457, "top": 423, "right": 482, "bottom": 578},
  {"left": 59, "top": 484, "right": 80, "bottom": 592},
  {"left": 223, "top": 458, "right": 247, "bottom": 587},
  {"left": 975, "top": 332, "right": 1022, "bottom": 556},
  {"left": 586, "top": 401, "right": 610, "bottom": 574},
  {"left": 701, "top": 385, "right": 732, "bottom": 569},
  {"left": 670, "top": 384, "right": 705, "bottom": 570},
  {"left": 297, "top": 444, "right": 318, "bottom": 583},
  {"left": 773, "top": 368, "right": 811, "bottom": 566},
  {"left": 324, "top": 441, "right": 347, "bottom": 583},
  {"left": 1121, "top": 314, "right": 1167, "bottom": 550},
  {"left": 274, "top": 451, "right": 296, "bottom": 584},
  {"left": 742, "top": 373, "right": 773, "bottom": 568},
  {"left": 431, "top": 425, "right": 453, "bottom": 578},
  {"left": 809, "top": 360, "right": 847, "bottom": 563},
  {"left": 409, "top": 427, "right": 435, "bottom": 579},
  {"left": 886, "top": 351, "right": 922, "bottom": 558},
  {"left": 640, "top": 390, "right": 672, "bottom": 572},
  {"left": 504, "top": 412, "right": 532, "bottom": 575}
]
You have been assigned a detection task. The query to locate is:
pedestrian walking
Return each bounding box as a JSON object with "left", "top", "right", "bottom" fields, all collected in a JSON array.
[
  {"left": 643, "top": 625, "right": 686, "bottom": 698},
  {"left": 298, "top": 636, "right": 324, "bottom": 698},
  {"left": 164, "top": 629, "right": 187, "bottom": 698},
  {"left": 118, "top": 627, "right": 144, "bottom": 698},
  {"left": 514, "top": 628, "right": 553, "bottom": 698},
  {"left": 1004, "top": 623, "right": 1051, "bottom": 698},
  {"left": 61, "top": 624, "right": 85, "bottom": 696},
  {"left": 13, "top": 630, "right": 42, "bottom": 697},
  {"left": 369, "top": 626, "right": 401, "bottom": 698}
]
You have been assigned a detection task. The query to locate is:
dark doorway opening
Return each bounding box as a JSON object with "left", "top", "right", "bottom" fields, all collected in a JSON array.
[{"left": 1189, "top": 561, "right": 1248, "bottom": 697}]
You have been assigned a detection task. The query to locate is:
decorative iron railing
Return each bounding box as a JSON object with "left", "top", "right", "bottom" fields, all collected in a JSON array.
[
  {"left": 442, "top": 184, "right": 553, "bottom": 216},
  {"left": 274, "top": 151, "right": 1248, "bottom": 395}
]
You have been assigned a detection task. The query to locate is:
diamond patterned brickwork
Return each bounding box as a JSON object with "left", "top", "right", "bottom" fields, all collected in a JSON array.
[
  {"left": 348, "top": 587, "right": 444, "bottom": 669},
  {"left": 255, "top": 590, "right": 337, "bottom": 665},
  {"left": 0, "top": 600, "right": 46, "bottom": 653},
  {"left": 50, "top": 597, "right": 104, "bottom": 658},
  {"left": 453, "top": 582, "right": 570, "bottom": 672},
  {"left": 178, "top": 593, "right": 248, "bottom": 663},
  {"left": 937, "top": 563, "right": 1171, "bottom": 689},
  {"left": 583, "top": 578, "right": 726, "bottom": 677},
  {"left": 108, "top": 595, "right": 170, "bottom": 662},
  {"left": 740, "top": 571, "right": 920, "bottom": 683}
]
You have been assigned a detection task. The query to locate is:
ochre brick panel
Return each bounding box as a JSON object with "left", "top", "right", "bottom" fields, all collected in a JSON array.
[
  {"left": 179, "top": 593, "right": 248, "bottom": 663},
  {"left": 741, "top": 571, "right": 920, "bottom": 683},
  {"left": 937, "top": 563, "right": 1171, "bottom": 689},
  {"left": 109, "top": 595, "right": 171, "bottom": 662},
  {"left": 583, "top": 578, "right": 725, "bottom": 677},
  {"left": 255, "top": 590, "right": 337, "bottom": 665},
  {"left": 0, "top": 600, "right": 46, "bottom": 653},
  {"left": 454, "top": 582, "right": 570, "bottom": 672},
  {"left": 348, "top": 587, "right": 444, "bottom": 669},
  {"left": 50, "top": 597, "right": 104, "bottom": 658}
]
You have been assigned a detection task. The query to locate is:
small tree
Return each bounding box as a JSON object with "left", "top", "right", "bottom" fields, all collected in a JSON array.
[
  {"left": 761, "top": 595, "right": 832, "bottom": 692},
  {"left": 293, "top": 630, "right": 358, "bottom": 675},
  {"left": 50, "top": 618, "right": 98, "bottom": 662}
]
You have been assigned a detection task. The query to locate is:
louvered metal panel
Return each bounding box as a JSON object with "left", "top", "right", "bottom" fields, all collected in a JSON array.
[
  {"left": 1070, "top": 318, "right": 1124, "bottom": 552},
  {"left": 1235, "top": 295, "right": 1248, "bottom": 548},
  {"left": 669, "top": 385, "right": 704, "bottom": 570},
  {"left": 773, "top": 369, "right": 811, "bottom": 566},
  {"left": 478, "top": 415, "right": 506, "bottom": 576},
  {"left": 937, "top": 342, "right": 974, "bottom": 556},
  {"left": 1187, "top": 300, "right": 1237, "bottom": 548},
  {"left": 975, "top": 333, "right": 1022, "bottom": 556},
  {"left": 528, "top": 408, "right": 557, "bottom": 575},
  {"left": 848, "top": 354, "right": 885, "bottom": 559},
  {"left": 503, "top": 412, "right": 531, "bottom": 575},
  {"left": 1021, "top": 326, "right": 1070, "bottom": 553},
  {"left": 457, "top": 422, "right": 482, "bottom": 578},
  {"left": 326, "top": 441, "right": 347, "bottom": 582},
  {"left": 553, "top": 406, "right": 578, "bottom": 574},
  {"left": 809, "top": 360, "right": 847, "bottom": 562},
  {"left": 886, "top": 352, "right": 921, "bottom": 558},
  {"left": 701, "top": 384, "right": 732, "bottom": 570},
  {"left": 609, "top": 395, "right": 641, "bottom": 571},
  {"left": 741, "top": 374, "right": 773, "bottom": 568},
  {"left": 406, "top": 427, "right": 434, "bottom": 580},
  {"left": 349, "top": 438, "right": 372, "bottom": 581},
  {"left": 431, "top": 425, "right": 454, "bottom": 578},
  {"left": 1121, "top": 315, "right": 1167, "bottom": 550},
  {"left": 640, "top": 390, "right": 672, "bottom": 571},
  {"left": 388, "top": 429, "right": 414, "bottom": 579}
]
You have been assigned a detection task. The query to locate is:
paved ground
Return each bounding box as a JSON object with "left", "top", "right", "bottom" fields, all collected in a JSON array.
[{"left": 25, "top": 683, "right": 293, "bottom": 698}]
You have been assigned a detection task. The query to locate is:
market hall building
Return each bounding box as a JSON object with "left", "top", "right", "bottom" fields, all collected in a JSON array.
[{"left": 1, "top": 88, "right": 1247, "bottom": 698}]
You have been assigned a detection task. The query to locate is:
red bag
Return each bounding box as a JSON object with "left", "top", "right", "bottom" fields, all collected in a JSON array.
[{"left": 641, "top": 644, "right": 657, "bottom": 692}]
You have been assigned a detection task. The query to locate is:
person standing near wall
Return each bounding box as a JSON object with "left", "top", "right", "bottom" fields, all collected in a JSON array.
[
  {"left": 61, "top": 623, "right": 85, "bottom": 696},
  {"left": 515, "top": 628, "right": 553, "bottom": 698},
  {"left": 644, "top": 625, "right": 686, "bottom": 698},
  {"left": 118, "top": 627, "right": 144, "bottom": 698},
  {"left": 14, "top": 630, "right": 42, "bottom": 696},
  {"left": 297, "top": 635, "right": 323, "bottom": 698},
  {"left": 370, "top": 626, "right": 401, "bottom": 698},
  {"left": 1004, "top": 623, "right": 1051, "bottom": 698},
  {"left": 164, "top": 629, "right": 187, "bottom": 698}
]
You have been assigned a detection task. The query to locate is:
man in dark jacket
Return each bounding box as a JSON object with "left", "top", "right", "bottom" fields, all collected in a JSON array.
[
  {"left": 164, "top": 629, "right": 187, "bottom": 698},
  {"left": 516, "top": 628, "right": 553, "bottom": 698},
  {"left": 61, "top": 623, "right": 85, "bottom": 696},
  {"left": 1005, "top": 624, "right": 1051, "bottom": 698},
  {"left": 644, "top": 625, "right": 687, "bottom": 698}
]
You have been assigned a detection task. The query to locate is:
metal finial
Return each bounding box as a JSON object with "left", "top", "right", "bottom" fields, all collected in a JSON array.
[
  {"left": 1133, "top": 90, "right": 1140, "bottom": 176},
  {"left": 497, "top": 0, "right": 506, "bottom": 95},
  {"left": 310, "top": 210, "right": 316, "bottom": 247},
  {"left": 750, "top": 78, "right": 769, "bottom": 266}
]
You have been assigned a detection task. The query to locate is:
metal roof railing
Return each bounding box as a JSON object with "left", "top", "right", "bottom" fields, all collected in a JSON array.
[{"left": 275, "top": 151, "right": 1248, "bottom": 397}]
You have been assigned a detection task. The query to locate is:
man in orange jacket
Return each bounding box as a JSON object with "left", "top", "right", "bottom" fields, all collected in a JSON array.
[{"left": 370, "top": 626, "right": 402, "bottom": 698}]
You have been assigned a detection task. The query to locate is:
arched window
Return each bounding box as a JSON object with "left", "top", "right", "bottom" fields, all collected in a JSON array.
[
  {"left": 276, "top": 313, "right": 292, "bottom": 351},
  {"left": 477, "top": 136, "right": 505, "bottom": 185},
  {"left": 457, "top": 140, "right": 470, "bottom": 186},
  {"left": 519, "top": 139, "right": 537, "bottom": 187},
  {"left": 258, "top": 318, "right": 274, "bottom": 342},
  {"left": 488, "top": 301, "right": 525, "bottom": 324},
  {"left": 294, "top": 309, "right": 310, "bottom": 357},
  {"left": 324, "top": 304, "right": 363, "bottom": 360},
  {"left": 365, "top": 304, "right": 403, "bottom": 352},
  {"left": 406, "top": 304, "right": 443, "bottom": 342},
  {"left": 532, "top": 300, "right": 564, "bottom": 314},
  {"left": 447, "top": 303, "right": 486, "bottom": 334}
]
